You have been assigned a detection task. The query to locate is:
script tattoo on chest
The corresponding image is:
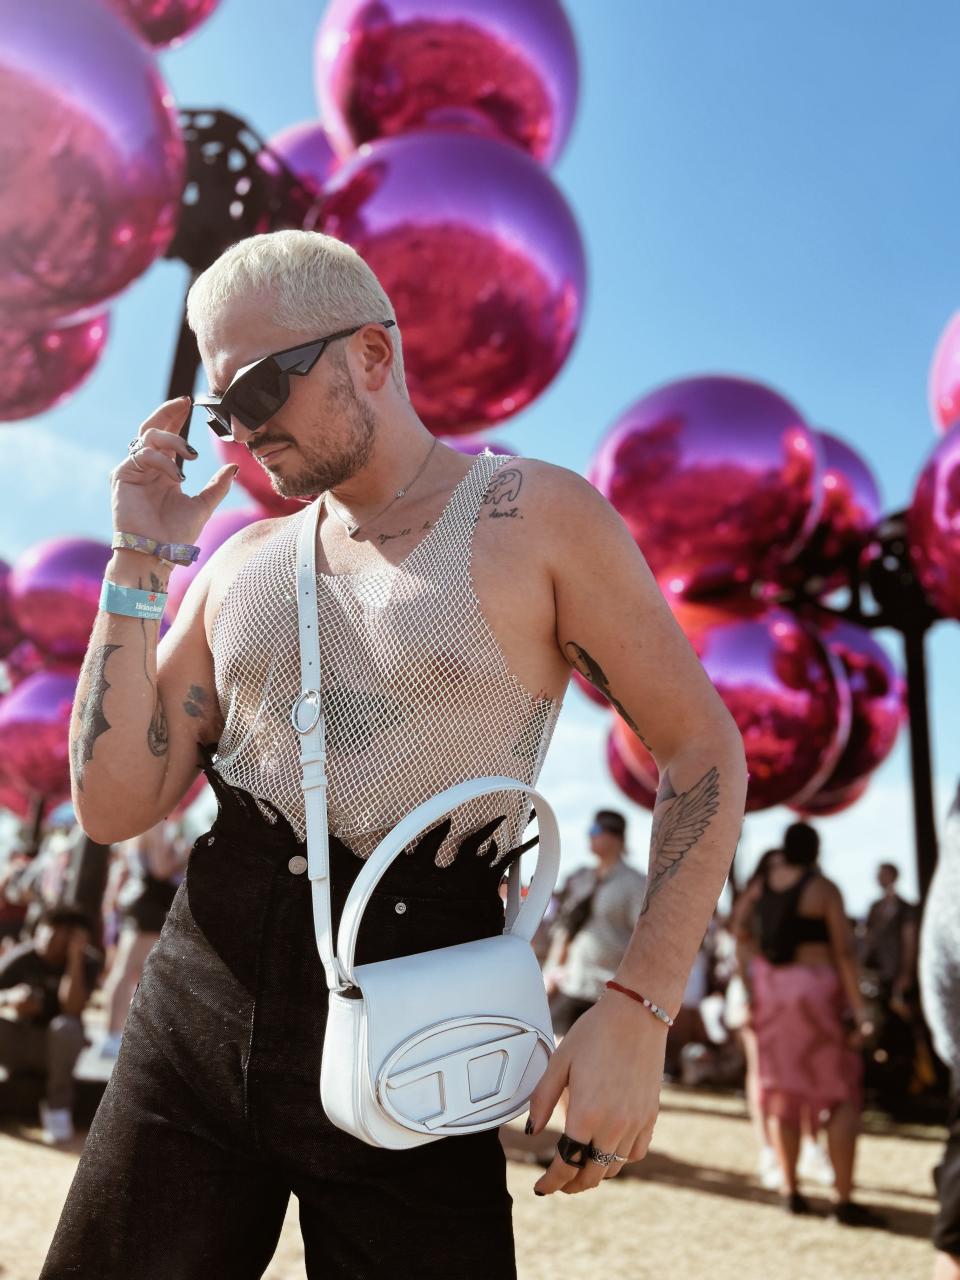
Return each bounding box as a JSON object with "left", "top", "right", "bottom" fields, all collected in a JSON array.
[
  {"left": 563, "top": 641, "right": 652, "bottom": 750},
  {"left": 375, "top": 520, "right": 432, "bottom": 547}
]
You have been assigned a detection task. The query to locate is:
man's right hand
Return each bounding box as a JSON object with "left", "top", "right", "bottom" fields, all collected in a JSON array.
[{"left": 111, "top": 396, "right": 238, "bottom": 545}]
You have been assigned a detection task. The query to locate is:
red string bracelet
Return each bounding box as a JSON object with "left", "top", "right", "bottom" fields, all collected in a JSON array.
[{"left": 605, "top": 980, "right": 675, "bottom": 1027}]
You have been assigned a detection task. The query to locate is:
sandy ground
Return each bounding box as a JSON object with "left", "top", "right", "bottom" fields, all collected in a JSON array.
[{"left": 0, "top": 1087, "right": 941, "bottom": 1280}]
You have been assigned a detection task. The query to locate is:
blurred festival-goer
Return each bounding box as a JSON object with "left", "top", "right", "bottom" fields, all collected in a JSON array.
[
  {"left": 543, "top": 809, "right": 647, "bottom": 1036},
  {"left": 920, "top": 782, "right": 960, "bottom": 1280},
  {"left": 0, "top": 904, "right": 101, "bottom": 1144},
  {"left": 733, "top": 822, "right": 883, "bottom": 1224},
  {"left": 860, "top": 861, "right": 921, "bottom": 1104},
  {"left": 100, "top": 822, "right": 187, "bottom": 1058}
]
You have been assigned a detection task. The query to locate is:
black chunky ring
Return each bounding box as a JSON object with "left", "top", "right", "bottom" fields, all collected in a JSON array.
[{"left": 556, "top": 1133, "right": 594, "bottom": 1168}]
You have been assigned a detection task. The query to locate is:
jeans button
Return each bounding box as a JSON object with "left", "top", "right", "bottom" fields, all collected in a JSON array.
[
  {"left": 288, "top": 855, "right": 308, "bottom": 876},
  {"left": 394, "top": 901, "right": 407, "bottom": 915}
]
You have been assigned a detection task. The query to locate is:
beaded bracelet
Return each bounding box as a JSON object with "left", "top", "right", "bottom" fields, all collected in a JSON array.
[{"left": 604, "top": 980, "right": 675, "bottom": 1027}]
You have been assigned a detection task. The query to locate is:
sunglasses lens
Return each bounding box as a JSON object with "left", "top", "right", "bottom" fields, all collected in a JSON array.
[
  {"left": 204, "top": 407, "right": 232, "bottom": 438},
  {"left": 230, "top": 361, "right": 289, "bottom": 431}
]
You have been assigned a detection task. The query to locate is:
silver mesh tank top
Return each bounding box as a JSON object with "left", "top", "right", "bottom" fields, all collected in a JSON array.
[{"left": 210, "top": 451, "right": 564, "bottom": 867}]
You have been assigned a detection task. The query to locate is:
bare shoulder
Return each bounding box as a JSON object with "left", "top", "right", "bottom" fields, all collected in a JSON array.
[{"left": 200, "top": 509, "right": 296, "bottom": 627}]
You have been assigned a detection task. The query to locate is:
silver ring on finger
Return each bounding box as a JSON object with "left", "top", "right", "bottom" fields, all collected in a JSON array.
[
  {"left": 128, "top": 437, "right": 145, "bottom": 457},
  {"left": 589, "top": 1148, "right": 626, "bottom": 1167}
]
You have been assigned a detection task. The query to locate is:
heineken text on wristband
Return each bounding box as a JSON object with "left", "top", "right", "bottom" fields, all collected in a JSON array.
[{"left": 99, "top": 580, "right": 168, "bottom": 622}]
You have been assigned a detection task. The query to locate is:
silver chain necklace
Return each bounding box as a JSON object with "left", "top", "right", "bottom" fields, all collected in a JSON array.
[{"left": 323, "top": 437, "right": 439, "bottom": 539}]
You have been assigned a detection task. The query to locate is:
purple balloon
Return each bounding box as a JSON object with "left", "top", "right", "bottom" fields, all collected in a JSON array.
[
  {"left": 806, "top": 615, "right": 903, "bottom": 791},
  {"left": 774, "top": 430, "right": 883, "bottom": 595},
  {"left": 10, "top": 538, "right": 111, "bottom": 660},
  {"left": 0, "top": 312, "right": 109, "bottom": 422},
  {"left": 315, "top": 0, "right": 579, "bottom": 166},
  {"left": 441, "top": 434, "right": 517, "bottom": 457},
  {"left": 0, "top": 0, "right": 186, "bottom": 326},
  {"left": 0, "top": 560, "right": 22, "bottom": 659},
  {"left": 909, "top": 423, "right": 960, "bottom": 621},
  {"left": 165, "top": 508, "right": 266, "bottom": 622},
  {"left": 255, "top": 121, "right": 338, "bottom": 233},
  {"left": 658, "top": 596, "right": 851, "bottom": 812},
  {"left": 104, "top": 0, "right": 220, "bottom": 48},
  {"left": 0, "top": 669, "right": 77, "bottom": 800},
  {"left": 320, "top": 130, "right": 586, "bottom": 434},
  {"left": 589, "top": 376, "right": 824, "bottom": 598}
]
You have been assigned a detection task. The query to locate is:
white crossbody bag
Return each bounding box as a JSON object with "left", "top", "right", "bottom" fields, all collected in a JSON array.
[{"left": 292, "top": 501, "right": 560, "bottom": 1149}]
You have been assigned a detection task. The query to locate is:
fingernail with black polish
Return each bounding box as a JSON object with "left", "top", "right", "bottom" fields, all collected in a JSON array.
[
  {"left": 524, "top": 1119, "right": 534, "bottom": 1136},
  {"left": 186, "top": 445, "right": 198, "bottom": 458},
  {"left": 534, "top": 1189, "right": 545, "bottom": 1197}
]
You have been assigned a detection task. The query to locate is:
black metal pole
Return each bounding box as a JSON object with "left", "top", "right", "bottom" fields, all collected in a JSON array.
[{"left": 903, "top": 620, "right": 939, "bottom": 900}]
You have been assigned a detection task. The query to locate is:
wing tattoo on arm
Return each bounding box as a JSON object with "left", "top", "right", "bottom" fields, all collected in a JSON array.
[
  {"left": 72, "top": 643, "right": 122, "bottom": 791},
  {"left": 641, "top": 766, "right": 721, "bottom": 915}
]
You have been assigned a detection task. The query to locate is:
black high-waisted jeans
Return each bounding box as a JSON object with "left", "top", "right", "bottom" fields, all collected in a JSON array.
[{"left": 41, "top": 780, "right": 519, "bottom": 1279}]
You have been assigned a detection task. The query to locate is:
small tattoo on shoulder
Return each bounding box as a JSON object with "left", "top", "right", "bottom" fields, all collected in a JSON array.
[{"left": 483, "top": 468, "right": 523, "bottom": 506}]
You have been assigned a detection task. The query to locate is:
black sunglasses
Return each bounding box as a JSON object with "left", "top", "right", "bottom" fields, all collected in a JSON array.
[{"left": 194, "top": 320, "right": 396, "bottom": 438}]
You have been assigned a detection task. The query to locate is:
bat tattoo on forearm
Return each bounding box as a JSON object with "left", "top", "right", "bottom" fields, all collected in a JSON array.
[
  {"left": 563, "top": 640, "right": 653, "bottom": 749},
  {"left": 641, "top": 766, "right": 721, "bottom": 915},
  {"left": 72, "top": 644, "right": 122, "bottom": 790}
]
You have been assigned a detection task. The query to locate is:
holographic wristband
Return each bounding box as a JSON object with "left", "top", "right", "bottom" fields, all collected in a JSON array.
[
  {"left": 112, "top": 532, "right": 200, "bottom": 567},
  {"left": 99, "top": 580, "right": 167, "bottom": 622}
]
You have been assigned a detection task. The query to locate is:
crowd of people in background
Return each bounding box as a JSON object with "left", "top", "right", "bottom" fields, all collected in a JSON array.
[{"left": 0, "top": 792, "right": 956, "bottom": 1257}]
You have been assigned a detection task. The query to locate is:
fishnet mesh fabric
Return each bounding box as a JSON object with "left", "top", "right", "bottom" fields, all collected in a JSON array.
[{"left": 210, "top": 451, "right": 563, "bottom": 868}]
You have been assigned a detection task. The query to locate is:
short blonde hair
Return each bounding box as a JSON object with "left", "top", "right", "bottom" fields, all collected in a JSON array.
[{"left": 186, "top": 229, "right": 408, "bottom": 398}]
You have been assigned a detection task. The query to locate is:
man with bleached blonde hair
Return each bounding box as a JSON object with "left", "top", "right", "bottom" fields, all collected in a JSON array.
[{"left": 43, "top": 229, "right": 746, "bottom": 1279}]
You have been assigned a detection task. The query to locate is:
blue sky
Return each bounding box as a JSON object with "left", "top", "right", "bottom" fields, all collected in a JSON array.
[{"left": 3, "top": 0, "right": 958, "bottom": 912}]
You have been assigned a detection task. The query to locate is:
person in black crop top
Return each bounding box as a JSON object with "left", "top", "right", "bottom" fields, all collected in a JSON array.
[{"left": 733, "top": 822, "right": 884, "bottom": 1227}]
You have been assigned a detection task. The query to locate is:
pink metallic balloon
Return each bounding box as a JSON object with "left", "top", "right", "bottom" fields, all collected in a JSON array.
[
  {"left": 165, "top": 507, "right": 266, "bottom": 622},
  {"left": 909, "top": 423, "right": 960, "bottom": 620},
  {"left": 0, "top": 0, "right": 185, "bottom": 326},
  {"left": 104, "top": 0, "right": 220, "bottom": 48},
  {"left": 441, "top": 434, "right": 517, "bottom": 457},
  {"left": 773, "top": 431, "right": 883, "bottom": 596},
  {"left": 255, "top": 121, "right": 338, "bottom": 233},
  {"left": 790, "top": 775, "right": 870, "bottom": 818},
  {"left": 0, "top": 670, "right": 77, "bottom": 801},
  {"left": 805, "top": 615, "right": 903, "bottom": 792},
  {"left": 212, "top": 437, "right": 311, "bottom": 517},
  {"left": 0, "top": 778, "right": 30, "bottom": 818},
  {"left": 0, "top": 313, "right": 109, "bottom": 421},
  {"left": 320, "top": 131, "right": 586, "bottom": 434},
  {"left": 10, "top": 539, "right": 111, "bottom": 660},
  {"left": 605, "top": 728, "right": 656, "bottom": 812},
  {"left": 2, "top": 640, "right": 48, "bottom": 690},
  {"left": 589, "top": 376, "right": 824, "bottom": 598},
  {"left": 929, "top": 312, "right": 960, "bottom": 434},
  {"left": 0, "top": 560, "right": 22, "bottom": 659},
  {"left": 315, "top": 0, "right": 579, "bottom": 166},
  {"left": 654, "top": 595, "right": 851, "bottom": 812}
]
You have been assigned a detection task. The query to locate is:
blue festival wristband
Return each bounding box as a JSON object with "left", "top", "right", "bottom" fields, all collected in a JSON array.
[{"left": 99, "top": 580, "right": 168, "bottom": 622}]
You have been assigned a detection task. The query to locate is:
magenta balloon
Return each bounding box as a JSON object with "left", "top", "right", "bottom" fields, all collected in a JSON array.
[
  {"left": 660, "top": 598, "right": 851, "bottom": 812},
  {"left": 10, "top": 538, "right": 111, "bottom": 660},
  {"left": 909, "top": 423, "right": 960, "bottom": 621},
  {"left": 807, "top": 615, "right": 903, "bottom": 792},
  {"left": 790, "top": 775, "right": 870, "bottom": 818},
  {"left": 104, "top": 0, "right": 220, "bottom": 47},
  {"left": 441, "top": 434, "right": 517, "bottom": 457},
  {"left": 255, "top": 121, "right": 338, "bottom": 233},
  {"left": 314, "top": 0, "right": 579, "bottom": 166},
  {"left": 605, "top": 729, "right": 656, "bottom": 812},
  {"left": 212, "top": 436, "right": 311, "bottom": 516},
  {"left": 0, "top": 779, "right": 30, "bottom": 818},
  {"left": 0, "top": 313, "right": 109, "bottom": 421},
  {"left": 589, "top": 377, "right": 824, "bottom": 598},
  {"left": 2, "top": 640, "right": 48, "bottom": 689},
  {"left": 0, "top": 560, "right": 22, "bottom": 659},
  {"left": 0, "top": 670, "right": 77, "bottom": 800},
  {"left": 774, "top": 431, "right": 883, "bottom": 595},
  {"left": 320, "top": 130, "right": 586, "bottom": 434},
  {"left": 929, "top": 312, "right": 960, "bottom": 434},
  {"left": 165, "top": 507, "right": 266, "bottom": 622},
  {"left": 0, "top": 0, "right": 185, "bottom": 326}
]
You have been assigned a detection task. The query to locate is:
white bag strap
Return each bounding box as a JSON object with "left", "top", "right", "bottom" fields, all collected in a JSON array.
[
  {"left": 294, "top": 501, "right": 560, "bottom": 994},
  {"left": 336, "top": 776, "right": 561, "bottom": 986},
  {"left": 294, "top": 499, "right": 346, "bottom": 991}
]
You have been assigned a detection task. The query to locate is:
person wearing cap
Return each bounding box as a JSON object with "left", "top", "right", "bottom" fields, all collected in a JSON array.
[{"left": 546, "top": 810, "right": 648, "bottom": 1036}]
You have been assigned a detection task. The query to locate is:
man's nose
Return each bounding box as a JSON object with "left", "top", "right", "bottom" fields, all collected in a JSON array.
[{"left": 229, "top": 418, "right": 258, "bottom": 447}]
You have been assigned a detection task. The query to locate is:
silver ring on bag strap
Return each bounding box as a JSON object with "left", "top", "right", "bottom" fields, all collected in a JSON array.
[{"left": 335, "top": 776, "right": 561, "bottom": 990}]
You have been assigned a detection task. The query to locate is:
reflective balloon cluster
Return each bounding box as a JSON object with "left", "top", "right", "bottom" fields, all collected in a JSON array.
[{"left": 909, "top": 423, "right": 960, "bottom": 621}]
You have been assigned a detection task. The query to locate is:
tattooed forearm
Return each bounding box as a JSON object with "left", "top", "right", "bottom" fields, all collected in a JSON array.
[
  {"left": 563, "top": 640, "right": 653, "bottom": 749},
  {"left": 640, "top": 766, "right": 721, "bottom": 916},
  {"left": 138, "top": 575, "right": 169, "bottom": 758},
  {"left": 72, "top": 644, "right": 122, "bottom": 790}
]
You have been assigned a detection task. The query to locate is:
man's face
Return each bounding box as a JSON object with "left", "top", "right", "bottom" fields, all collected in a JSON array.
[
  {"left": 878, "top": 865, "right": 897, "bottom": 891},
  {"left": 588, "top": 825, "right": 622, "bottom": 860},
  {"left": 199, "top": 296, "right": 379, "bottom": 499}
]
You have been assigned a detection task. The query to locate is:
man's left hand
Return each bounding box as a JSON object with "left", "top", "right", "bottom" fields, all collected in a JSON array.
[{"left": 527, "top": 990, "right": 667, "bottom": 1195}]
